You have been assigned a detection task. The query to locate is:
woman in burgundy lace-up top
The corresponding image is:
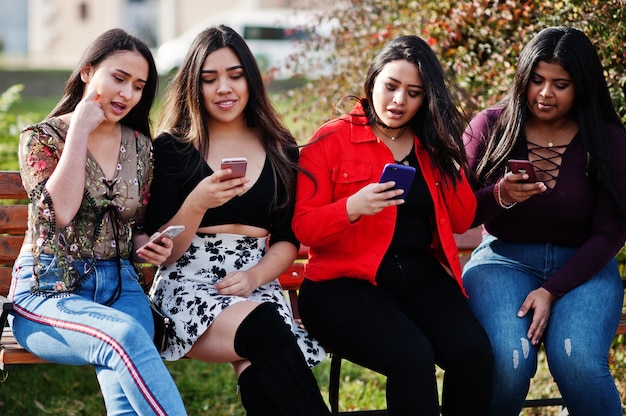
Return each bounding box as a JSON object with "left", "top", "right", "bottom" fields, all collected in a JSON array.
[{"left": 463, "top": 26, "right": 626, "bottom": 416}]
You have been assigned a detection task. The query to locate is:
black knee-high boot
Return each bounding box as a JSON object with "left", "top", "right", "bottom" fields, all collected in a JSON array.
[
  {"left": 237, "top": 365, "right": 280, "bottom": 416},
  {"left": 234, "top": 302, "right": 331, "bottom": 416}
]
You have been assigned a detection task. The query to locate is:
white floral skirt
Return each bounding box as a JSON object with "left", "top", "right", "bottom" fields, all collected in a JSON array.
[{"left": 148, "top": 233, "right": 326, "bottom": 366}]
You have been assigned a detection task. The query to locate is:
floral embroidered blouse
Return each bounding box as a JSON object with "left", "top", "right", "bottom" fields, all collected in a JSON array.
[{"left": 18, "top": 118, "right": 153, "bottom": 294}]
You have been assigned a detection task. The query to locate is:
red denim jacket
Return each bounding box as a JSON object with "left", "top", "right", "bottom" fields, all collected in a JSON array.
[{"left": 293, "top": 103, "right": 476, "bottom": 293}]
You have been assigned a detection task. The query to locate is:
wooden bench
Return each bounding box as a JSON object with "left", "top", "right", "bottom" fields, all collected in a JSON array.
[
  {"left": 1, "top": 169, "right": 625, "bottom": 414},
  {"left": 0, "top": 170, "right": 45, "bottom": 370}
]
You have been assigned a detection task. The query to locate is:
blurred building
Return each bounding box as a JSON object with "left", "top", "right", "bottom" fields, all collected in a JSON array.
[{"left": 0, "top": 0, "right": 330, "bottom": 69}]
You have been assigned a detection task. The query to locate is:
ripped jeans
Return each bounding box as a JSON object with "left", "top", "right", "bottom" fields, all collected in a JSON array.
[{"left": 462, "top": 234, "right": 624, "bottom": 416}]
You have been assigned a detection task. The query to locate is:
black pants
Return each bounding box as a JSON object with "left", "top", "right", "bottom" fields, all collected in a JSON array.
[{"left": 298, "top": 253, "right": 493, "bottom": 416}]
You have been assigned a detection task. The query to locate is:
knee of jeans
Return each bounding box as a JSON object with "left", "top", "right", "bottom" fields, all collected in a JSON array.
[
  {"left": 102, "top": 318, "right": 153, "bottom": 353},
  {"left": 546, "top": 339, "right": 607, "bottom": 382},
  {"left": 492, "top": 337, "right": 537, "bottom": 377}
]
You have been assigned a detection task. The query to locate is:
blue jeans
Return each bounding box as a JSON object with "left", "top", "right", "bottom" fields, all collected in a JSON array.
[
  {"left": 9, "top": 254, "right": 187, "bottom": 416},
  {"left": 463, "top": 234, "right": 624, "bottom": 416}
]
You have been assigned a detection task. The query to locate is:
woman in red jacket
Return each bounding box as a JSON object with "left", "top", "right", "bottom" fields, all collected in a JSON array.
[{"left": 293, "top": 36, "right": 493, "bottom": 415}]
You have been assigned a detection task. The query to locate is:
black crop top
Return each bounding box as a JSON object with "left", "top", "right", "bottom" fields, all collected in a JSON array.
[{"left": 144, "top": 133, "right": 299, "bottom": 247}]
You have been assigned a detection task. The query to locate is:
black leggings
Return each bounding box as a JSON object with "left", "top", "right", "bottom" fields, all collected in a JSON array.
[{"left": 298, "top": 253, "right": 493, "bottom": 416}]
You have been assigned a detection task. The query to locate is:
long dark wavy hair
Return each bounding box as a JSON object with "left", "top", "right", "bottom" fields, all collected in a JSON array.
[
  {"left": 473, "top": 26, "right": 626, "bottom": 222},
  {"left": 358, "top": 35, "right": 469, "bottom": 186},
  {"left": 157, "top": 25, "right": 299, "bottom": 212},
  {"left": 47, "top": 28, "right": 158, "bottom": 137}
]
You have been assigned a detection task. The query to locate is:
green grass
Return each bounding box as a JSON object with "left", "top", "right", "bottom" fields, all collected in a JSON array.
[
  {"left": 0, "top": 357, "right": 370, "bottom": 416},
  {"left": 1, "top": 347, "right": 625, "bottom": 415}
]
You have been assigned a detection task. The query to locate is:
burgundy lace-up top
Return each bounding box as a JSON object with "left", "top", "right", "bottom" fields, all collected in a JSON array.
[{"left": 464, "top": 107, "right": 626, "bottom": 297}]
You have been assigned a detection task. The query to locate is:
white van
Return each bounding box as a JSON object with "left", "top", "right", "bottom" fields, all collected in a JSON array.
[{"left": 155, "top": 8, "right": 326, "bottom": 80}]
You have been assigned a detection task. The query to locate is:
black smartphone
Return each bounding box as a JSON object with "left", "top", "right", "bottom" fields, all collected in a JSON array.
[
  {"left": 508, "top": 159, "right": 537, "bottom": 183},
  {"left": 379, "top": 163, "right": 416, "bottom": 200},
  {"left": 220, "top": 157, "right": 248, "bottom": 181}
]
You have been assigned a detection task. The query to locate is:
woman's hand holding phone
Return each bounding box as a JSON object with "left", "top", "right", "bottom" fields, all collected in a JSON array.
[
  {"left": 220, "top": 157, "right": 247, "bottom": 181},
  {"left": 346, "top": 183, "right": 394, "bottom": 222},
  {"left": 135, "top": 225, "right": 185, "bottom": 266},
  {"left": 137, "top": 225, "right": 185, "bottom": 252},
  {"left": 379, "top": 163, "right": 416, "bottom": 200},
  {"left": 211, "top": 157, "right": 249, "bottom": 202},
  {"left": 507, "top": 159, "right": 537, "bottom": 183},
  {"left": 502, "top": 160, "right": 548, "bottom": 203},
  {"left": 345, "top": 164, "right": 415, "bottom": 223}
]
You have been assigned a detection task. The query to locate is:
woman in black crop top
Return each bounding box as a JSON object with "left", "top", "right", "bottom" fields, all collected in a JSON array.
[{"left": 144, "top": 26, "right": 329, "bottom": 415}]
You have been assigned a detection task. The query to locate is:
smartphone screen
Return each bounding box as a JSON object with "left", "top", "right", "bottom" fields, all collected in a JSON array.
[
  {"left": 507, "top": 159, "right": 537, "bottom": 183},
  {"left": 220, "top": 157, "right": 247, "bottom": 181},
  {"left": 379, "top": 163, "right": 416, "bottom": 200}
]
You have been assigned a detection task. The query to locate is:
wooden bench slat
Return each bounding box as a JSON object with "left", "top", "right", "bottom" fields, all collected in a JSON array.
[
  {"left": 1, "top": 328, "right": 48, "bottom": 368},
  {"left": 0, "top": 268, "right": 11, "bottom": 293},
  {"left": 0, "top": 171, "right": 27, "bottom": 200},
  {"left": 617, "top": 314, "right": 626, "bottom": 336},
  {"left": 454, "top": 229, "right": 483, "bottom": 250},
  {"left": 0, "top": 205, "right": 29, "bottom": 234},
  {"left": 0, "top": 235, "right": 25, "bottom": 264},
  {"left": 278, "top": 263, "right": 305, "bottom": 291}
]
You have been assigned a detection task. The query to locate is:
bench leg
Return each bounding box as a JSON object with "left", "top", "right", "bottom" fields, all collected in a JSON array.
[
  {"left": 329, "top": 353, "right": 342, "bottom": 415},
  {"left": 523, "top": 398, "right": 566, "bottom": 408}
]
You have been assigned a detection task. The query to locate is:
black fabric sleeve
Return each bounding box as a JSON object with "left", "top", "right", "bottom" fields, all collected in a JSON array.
[
  {"left": 144, "top": 133, "right": 202, "bottom": 235},
  {"left": 268, "top": 144, "right": 300, "bottom": 248}
]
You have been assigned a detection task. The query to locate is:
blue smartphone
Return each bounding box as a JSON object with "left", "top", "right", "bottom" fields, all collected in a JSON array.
[{"left": 379, "top": 163, "right": 416, "bottom": 200}]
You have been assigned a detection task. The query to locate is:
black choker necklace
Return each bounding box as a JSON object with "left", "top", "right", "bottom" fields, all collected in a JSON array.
[
  {"left": 376, "top": 119, "right": 408, "bottom": 131},
  {"left": 375, "top": 124, "right": 408, "bottom": 141}
]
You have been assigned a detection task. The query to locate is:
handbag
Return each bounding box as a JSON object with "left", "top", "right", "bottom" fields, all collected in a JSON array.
[{"left": 150, "top": 300, "right": 172, "bottom": 352}]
